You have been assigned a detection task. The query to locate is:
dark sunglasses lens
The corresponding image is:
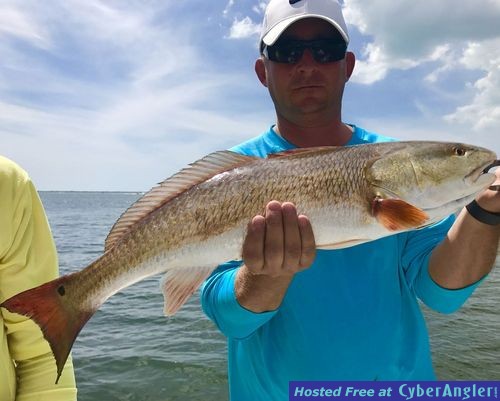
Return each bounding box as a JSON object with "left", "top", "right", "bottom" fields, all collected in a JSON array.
[
  {"left": 268, "top": 44, "right": 304, "bottom": 63},
  {"left": 312, "top": 43, "right": 347, "bottom": 63},
  {"left": 265, "top": 41, "right": 346, "bottom": 64}
]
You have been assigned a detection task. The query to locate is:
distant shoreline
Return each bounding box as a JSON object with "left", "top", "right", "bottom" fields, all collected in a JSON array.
[{"left": 39, "top": 190, "right": 145, "bottom": 195}]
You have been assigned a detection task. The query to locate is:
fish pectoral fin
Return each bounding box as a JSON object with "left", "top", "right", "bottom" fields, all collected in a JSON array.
[
  {"left": 160, "top": 266, "right": 215, "bottom": 316},
  {"left": 317, "top": 239, "right": 370, "bottom": 250},
  {"left": 372, "top": 197, "right": 429, "bottom": 231}
]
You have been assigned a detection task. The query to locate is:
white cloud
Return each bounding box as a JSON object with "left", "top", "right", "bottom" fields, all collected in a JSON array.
[
  {"left": 0, "top": 1, "right": 271, "bottom": 191},
  {"left": 352, "top": 44, "right": 453, "bottom": 85},
  {"left": 345, "top": 0, "right": 500, "bottom": 60},
  {"left": 223, "top": 0, "right": 235, "bottom": 16},
  {"left": 2, "top": 0, "right": 499, "bottom": 191},
  {"left": 228, "top": 16, "right": 261, "bottom": 39},
  {"left": 344, "top": 0, "right": 500, "bottom": 131},
  {"left": 423, "top": 46, "right": 455, "bottom": 84},
  {"left": 0, "top": 72, "right": 270, "bottom": 191},
  {"left": 223, "top": 0, "right": 268, "bottom": 39},
  {"left": 346, "top": 0, "right": 500, "bottom": 83},
  {"left": 0, "top": 4, "right": 51, "bottom": 49},
  {"left": 351, "top": 43, "right": 419, "bottom": 84},
  {"left": 252, "top": 2, "right": 268, "bottom": 15},
  {"left": 444, "top": 38, "right": 500, "bottom": 131}
]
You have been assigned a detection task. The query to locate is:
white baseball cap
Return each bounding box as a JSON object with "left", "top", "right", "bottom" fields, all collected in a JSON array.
[{"left": 260, "top": 0, "right": 349, "bottom": 47}]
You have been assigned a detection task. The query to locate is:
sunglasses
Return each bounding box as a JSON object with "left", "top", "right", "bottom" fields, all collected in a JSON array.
[{"left": 262, "top": 39, "right": 347, "bottom": 64}]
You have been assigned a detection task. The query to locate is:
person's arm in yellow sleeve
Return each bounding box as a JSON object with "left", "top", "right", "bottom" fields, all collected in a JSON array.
[{"left": 0, "top": 156, "right": 77, "bottom": 401}]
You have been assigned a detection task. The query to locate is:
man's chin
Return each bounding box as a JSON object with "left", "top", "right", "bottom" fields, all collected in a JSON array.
[{"left": 292, "top": 98, "right": 328, "bottom": 114}]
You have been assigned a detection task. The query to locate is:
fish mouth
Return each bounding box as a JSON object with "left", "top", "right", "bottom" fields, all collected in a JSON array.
[
  {"left": 423, "top": 161, "right": 498, "bottom": 215},
  {"left": 483, "top": 160, "right": 500, "bottom": 191},
  {"left": 465, "top": 159, "right": 497, "bottom": 184},
  {"left": 482, "top": 159, "right": 500, "bottom": 174}
]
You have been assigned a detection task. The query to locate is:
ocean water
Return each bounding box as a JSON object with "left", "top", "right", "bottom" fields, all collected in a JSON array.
[{"left": 39, "top": 191, "right": 500, "bottom": 401}]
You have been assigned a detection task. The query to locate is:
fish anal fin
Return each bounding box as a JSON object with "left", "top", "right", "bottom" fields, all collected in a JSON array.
[
  {"left": 161, "top": 266, "right": 215, "bottom": 316},
  {"left": 105, "top": 151, "right": 257, "bottom": 251},
  {"left": 372, "top": 197, "right": 429, "bottom": 231},
  {"left": 0, "top": 275, "right": 95, "bottom": 383}
]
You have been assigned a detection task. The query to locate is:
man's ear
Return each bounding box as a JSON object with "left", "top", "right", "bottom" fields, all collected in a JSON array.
[
  {"left": 345, "top": 51, "right": 356, "bottom": 82},
  {"left": 255, "top": 58, "right": 268, "bottom": 87}
]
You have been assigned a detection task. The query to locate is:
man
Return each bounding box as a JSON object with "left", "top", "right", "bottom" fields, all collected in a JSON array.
[
  {"left": 201, "top": 0, "right": 500, "bottom": 400},
  {"left": 0, "top": 155, "right": 77, "bottom": 401}
]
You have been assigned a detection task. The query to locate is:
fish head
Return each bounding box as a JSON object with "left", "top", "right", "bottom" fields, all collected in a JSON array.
[{"left": 366, "top": 141, "right": 497, "bottom": 213}]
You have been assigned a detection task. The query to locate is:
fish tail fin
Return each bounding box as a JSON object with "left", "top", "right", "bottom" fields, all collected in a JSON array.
[{"left": 0, "top": 275, "right": 94, "bottom": 383}]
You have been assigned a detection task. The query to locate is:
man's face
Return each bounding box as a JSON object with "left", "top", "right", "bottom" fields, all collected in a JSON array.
[{"left": 256, "top": 18, "right": 354, "bottom": 127}]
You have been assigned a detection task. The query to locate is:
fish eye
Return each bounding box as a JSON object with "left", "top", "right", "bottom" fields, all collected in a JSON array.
[{"left": 453, "top": 146, "right": 467, "bottom": 156}]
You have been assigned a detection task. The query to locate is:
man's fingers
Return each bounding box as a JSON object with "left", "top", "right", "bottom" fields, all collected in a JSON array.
[
  {"left": 264, "top": 201, "right": 285, "bottom": 269},
  {"left": 243, "top": 201, "right": 316, "bottom": 276},
  {"left": 243, "top": 215, "right": 265, "bottom": 271},
  {"left": 490, "top": 169, "right": 500, "bottom": 190},
  {"left": 298, "top": 215, "right": 316, "bottom": 268},
  {"left": 282, "top": 202, "right": 302, "bottom": 271}
]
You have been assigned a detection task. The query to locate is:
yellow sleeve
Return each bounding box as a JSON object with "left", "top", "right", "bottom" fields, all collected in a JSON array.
[{"left": 0, "top": 156, "right": 77, "bottom": 401}]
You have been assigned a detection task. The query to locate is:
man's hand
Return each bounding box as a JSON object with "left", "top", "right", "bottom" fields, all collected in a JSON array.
[
  {"left": 477, "top": 168, "right": 500, "bottom": 213},
  {"left": 243, "top": 200, "right": 316, "bottom": 277},
  {"left": 429, "top": 168, "right": 500, "bottom": 289},
  {"left": 235, "top": 201, "right": 316, "bottom": 312}
]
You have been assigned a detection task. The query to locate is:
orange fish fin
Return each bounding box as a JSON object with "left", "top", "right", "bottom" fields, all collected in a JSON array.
[
  {"left": 0, "top": 275, "right": 95, "bottom": 383},
  {"left": 105, "top": 151, "right": 257, "bottom": 251},
  {"left": 372, "top": 197, "right": 429, "bottom": 231},
  {"left": 317, "top": 239, "right": 370, "bottom": 249},
  {"left": 161, "top": 266, "right": 215, "bottom": 316}
]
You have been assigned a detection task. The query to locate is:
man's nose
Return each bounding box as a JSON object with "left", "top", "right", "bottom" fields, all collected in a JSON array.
[{"left": 297, "top": 48, "right": 317, "bottom": 69}]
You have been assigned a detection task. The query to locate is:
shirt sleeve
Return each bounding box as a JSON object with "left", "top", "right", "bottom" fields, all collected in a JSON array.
[
  {"left": 200, "top": 261, "right": 278, "bottom": 339},
  {"left": 400, "top": 215, "right": 484, "bottom": 314},
  {"left": 0, "top": 161, "right": 77, "bottom": 401}
]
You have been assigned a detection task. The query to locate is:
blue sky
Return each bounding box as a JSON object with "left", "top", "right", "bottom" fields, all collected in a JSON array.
[{"left": 1, "top": 0, "right": 499, "bottom": 191}]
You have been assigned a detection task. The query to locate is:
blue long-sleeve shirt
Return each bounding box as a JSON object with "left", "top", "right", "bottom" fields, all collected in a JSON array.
[{"left": 200, "top": 126, "right": 482, "bottom": 401}]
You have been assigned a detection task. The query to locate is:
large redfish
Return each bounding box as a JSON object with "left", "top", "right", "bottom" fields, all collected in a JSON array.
[{"left": 1, "top": 141, "right": 497, "bottom": 382}]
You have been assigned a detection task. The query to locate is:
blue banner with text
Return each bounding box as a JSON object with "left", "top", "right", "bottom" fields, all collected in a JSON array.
[{"left": 289, "top": 381, "right": 499, "bottom": 401}]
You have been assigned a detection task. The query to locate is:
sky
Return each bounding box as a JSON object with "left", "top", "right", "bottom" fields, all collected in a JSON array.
[{"left": 1, "top": 0, "right": 499, "bottom": 191}]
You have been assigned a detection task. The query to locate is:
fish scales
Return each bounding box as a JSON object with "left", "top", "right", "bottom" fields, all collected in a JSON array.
[{"left": 62, "top": 146, "right": 376, "bottom": 309}]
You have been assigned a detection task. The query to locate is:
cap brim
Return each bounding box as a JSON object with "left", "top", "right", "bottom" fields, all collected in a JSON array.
[{"left": 261, "top": 14, "right": 349, "bottom": 46}]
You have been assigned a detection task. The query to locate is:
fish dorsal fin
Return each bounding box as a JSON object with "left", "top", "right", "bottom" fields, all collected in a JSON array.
[
  {"left": 104, "top": 151, "right": 257, "bottom": 251},
  {"left": 267, "top": 146, "right": 340, "bottom": 159}
]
